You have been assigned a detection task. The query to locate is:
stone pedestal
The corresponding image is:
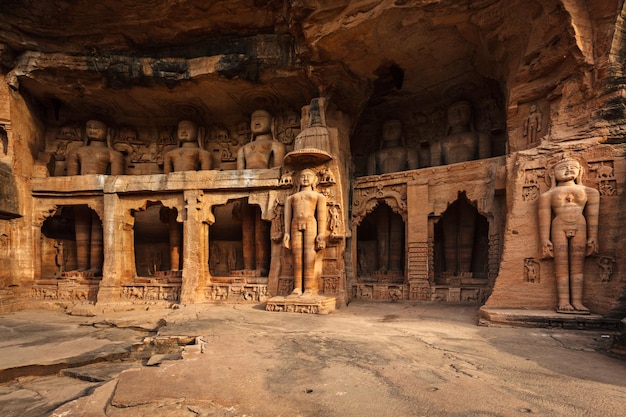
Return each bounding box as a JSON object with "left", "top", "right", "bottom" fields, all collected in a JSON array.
[
  {"left": 477, "top": 308, "right": 621, "bottom": 330},
  {"left": 266, "top": 295, "right": 336, "bottom": 314}
]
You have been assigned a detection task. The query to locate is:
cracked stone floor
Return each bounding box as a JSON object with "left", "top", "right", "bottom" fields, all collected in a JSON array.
[{"left": 0, "top": 302, "right": 625, "bottom": 417}]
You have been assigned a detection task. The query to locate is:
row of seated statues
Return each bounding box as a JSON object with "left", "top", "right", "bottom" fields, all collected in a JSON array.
[
  {"left": 61, "top": 99, "right": 493, "bottom": 178},
  {"left": 66, "top": 110, "right": 287, "bottom": 176},
  {"left": 366, "top": 100, "right": 490, "bottom": 175}
]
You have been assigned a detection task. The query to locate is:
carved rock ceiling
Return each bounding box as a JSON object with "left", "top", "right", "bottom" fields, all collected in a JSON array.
[{"left": 0, "top": 0, "right": 583, "bottom": 128}]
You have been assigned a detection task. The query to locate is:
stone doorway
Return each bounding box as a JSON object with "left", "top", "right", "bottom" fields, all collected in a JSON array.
[
  {"left": 133, "top": 203, "right": 179, "bottom": 277},
  {"left": 433, "top": 193, "right": 489, "bottom": 282},
  {"left": 35, "top": 205, "right": 101, "bottom": 302},
  {"left": 356, "top": 203, "right": 405, "bottom": 283}
]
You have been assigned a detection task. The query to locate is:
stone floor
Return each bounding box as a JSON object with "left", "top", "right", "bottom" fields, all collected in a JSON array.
[{"left": 1, "top": 302, "right": 625, "bottom": 417}]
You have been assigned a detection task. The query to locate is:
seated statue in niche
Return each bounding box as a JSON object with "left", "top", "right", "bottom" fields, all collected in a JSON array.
[
  {"left": 163, "top": 120, "right": 212, "bottom": 173},
  {"left": 235, "top": 110, "right": 286, "bottom": 274},
  {"left": 433, "top": 100, "right": 490, "bottom": 166},
  {"left": 283, "top": 169, "right": 327, "bottom": 296},
  {"left": 539, "top": 156, "right": 599, "bottom": 314},
  {"left": 66, "top": 119, "right": 125, "bottom": 176},
  {"left": 366, "top": 119, "right": 419, "bottom": 175},
  {"left": 237, "top": 109, "right": 286, "bottom": 170},
  {"left": 366, "top": 119, "right": 415, "bottom": 273},
  {"left": 66, "top": 120, "right": 124, "bottom": 274}
]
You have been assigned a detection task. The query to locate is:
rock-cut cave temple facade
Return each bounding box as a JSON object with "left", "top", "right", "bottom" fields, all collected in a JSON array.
[{"left": 1, "top": 0, "right": 626, "bottom": 321}]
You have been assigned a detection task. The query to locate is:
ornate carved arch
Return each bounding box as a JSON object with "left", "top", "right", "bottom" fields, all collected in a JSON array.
[{"left": 352, "top": 183, "right": 407, "bottom": 227}]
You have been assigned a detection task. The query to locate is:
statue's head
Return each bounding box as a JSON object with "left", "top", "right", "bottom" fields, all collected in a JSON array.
[
  {"left": 177, "top": 120, "right": 198, "bottom": 144},
  {"left": 546, "top": 154, "right": 584, "bottom": 188},
  {"left": 382, "top": 119, "right": 403, "bottom": 143},
  {"left": 250, "top": 110, "right": 272, "bottom": 137},
  {"left": 447, "top": 100, "right": 472, "bottom": 127},
  {"left": 85, "top": 120, "right": 107, "bottom": 143},
  {"left": 297, "top": 169, "right": 319, "bottom": 188},
  {"left": 215, "top": 126, "right": 230, "bottom": 142},
  {"left": 552, "top": 158, "right": 582, "bottom": 184}
]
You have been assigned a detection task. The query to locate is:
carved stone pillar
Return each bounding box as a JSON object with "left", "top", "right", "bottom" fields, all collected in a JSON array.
[
  {"left": 180, "top": 190, "right": 210, "bottom": 304},
  {"left": 98, "top": 193, "right": 133, "bottom": 303},
  {"left": 406, "top": 179, "right": 430, "bottom": 282}
]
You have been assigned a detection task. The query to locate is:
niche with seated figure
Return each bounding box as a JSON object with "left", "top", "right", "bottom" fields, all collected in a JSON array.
[
  {"left": 133, "top": 203, "right": 181, "bottom": 277},
  {"left": 356, "top": 203, "right": 405, "bottom": 283},
  {"left": 433, "top": 194, "right": 489, "bottom": 283}
]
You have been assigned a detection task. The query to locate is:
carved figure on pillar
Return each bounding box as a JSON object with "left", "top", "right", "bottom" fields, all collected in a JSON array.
[
  {"left": 538, "top": 156, "right": 599, "bottom": 314},
  {"left": 523, "top": 104, "right": 543, "bottom": 145},
  {"left": 283, "top": 169, "right": 327, "bottom": 296},
  {"left": 236, "top": 110, "right": 285, "bottom": 275},
  {"left": 434, "top": 100, "right": 490, "bottom": 166},
  {"left": 66, "top": 120, "right": 123, "bottom": 274},
  {"left": 163, "top": 120, "right": 212, "bottom": 173}
]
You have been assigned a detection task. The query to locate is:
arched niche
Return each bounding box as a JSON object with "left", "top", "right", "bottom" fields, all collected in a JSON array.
[
  {"left": 433, "top": 192, "right": 489, "bottom": 283},
  {"left": 132, "top": 202, "right": 180, "bottom": 277},
  {"left": 210, "top": 197, "right": 270, "bottom": 277},
  {"left": 356, "top": 202, "right": 405, "bottom": 283},
  {"left": 40, "top": 204, "right": 103, "bottom": 277},
  {"left": 209, "top": 200, "right": 244, "bottom": 276}
]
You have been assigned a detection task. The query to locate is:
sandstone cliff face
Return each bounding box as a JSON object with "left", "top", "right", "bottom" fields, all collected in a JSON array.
[{"left": 0, "top": 1, "right": 625, "bottom": 317}]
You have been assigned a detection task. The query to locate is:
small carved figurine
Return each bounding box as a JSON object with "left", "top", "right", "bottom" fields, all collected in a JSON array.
[{"left": 523, "top": 104, "right": 542, "bottom": 144}]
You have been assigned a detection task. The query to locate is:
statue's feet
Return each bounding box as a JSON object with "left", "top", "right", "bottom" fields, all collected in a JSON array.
[
  {"left": 557, "top": 303, "right": 576, "bottom": 313},
  {"left": 572, "top": 302, "right": 590, "bottom": 314},
  {"left": 302, "top": 289, "right": 316, "bottom": 297}
]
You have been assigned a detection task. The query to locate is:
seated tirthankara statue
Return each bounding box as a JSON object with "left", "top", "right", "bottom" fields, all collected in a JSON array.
[
  {"left": 539, "top": 156, "right": 599, "bottom": 314},
  {"left": 66, "top": 120, "right": 124, "bottom": 274},
  {"left": 163, "top": 120, "right": 212, "bottom": 173},
  {"left": 237, "top": 110, "right": 286, "bottom": 170},
  {"left": 66, "top": 119, "right": 125, "bottom": 176},
  {"left": 283, "top": 169, "right": 327, "bottom": 296},
  {"left": 366, "top": 119, "right": 418, "bottom": 175},
  {"left": 366, "top": 119, "right": 416, "bottom": 273},
  {"left": 434, "top": 100, "right": 490, "bottom": 166},
  {"left": 236, "top": 110, "right": 286, "bottom": 274}
]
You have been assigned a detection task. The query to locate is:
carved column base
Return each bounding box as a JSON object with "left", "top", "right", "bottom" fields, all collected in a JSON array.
[
  {"left": 266, "top": 295, "right": 336, "bottom": 314},
  {"left": 96, "top": 285, "right": 121, "bottom": 303}
]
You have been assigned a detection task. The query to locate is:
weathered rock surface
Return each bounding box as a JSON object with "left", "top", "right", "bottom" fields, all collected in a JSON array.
[{"left": 0, "top": 304, "right": 624, "bottom": 417}]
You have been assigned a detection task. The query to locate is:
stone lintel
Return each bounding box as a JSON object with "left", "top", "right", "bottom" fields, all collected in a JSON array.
[
  {"left": 31, "top": 169, "right": 281, "bottom": 195},
  {"left": 354, "top": 156, "right": 506, "bottom": 190},
  {"left": 105, "top": 168, "right": 281, "bottom": 193},
  {"left": 31, "top": 175, "right": 107, "bottom": 195}
]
